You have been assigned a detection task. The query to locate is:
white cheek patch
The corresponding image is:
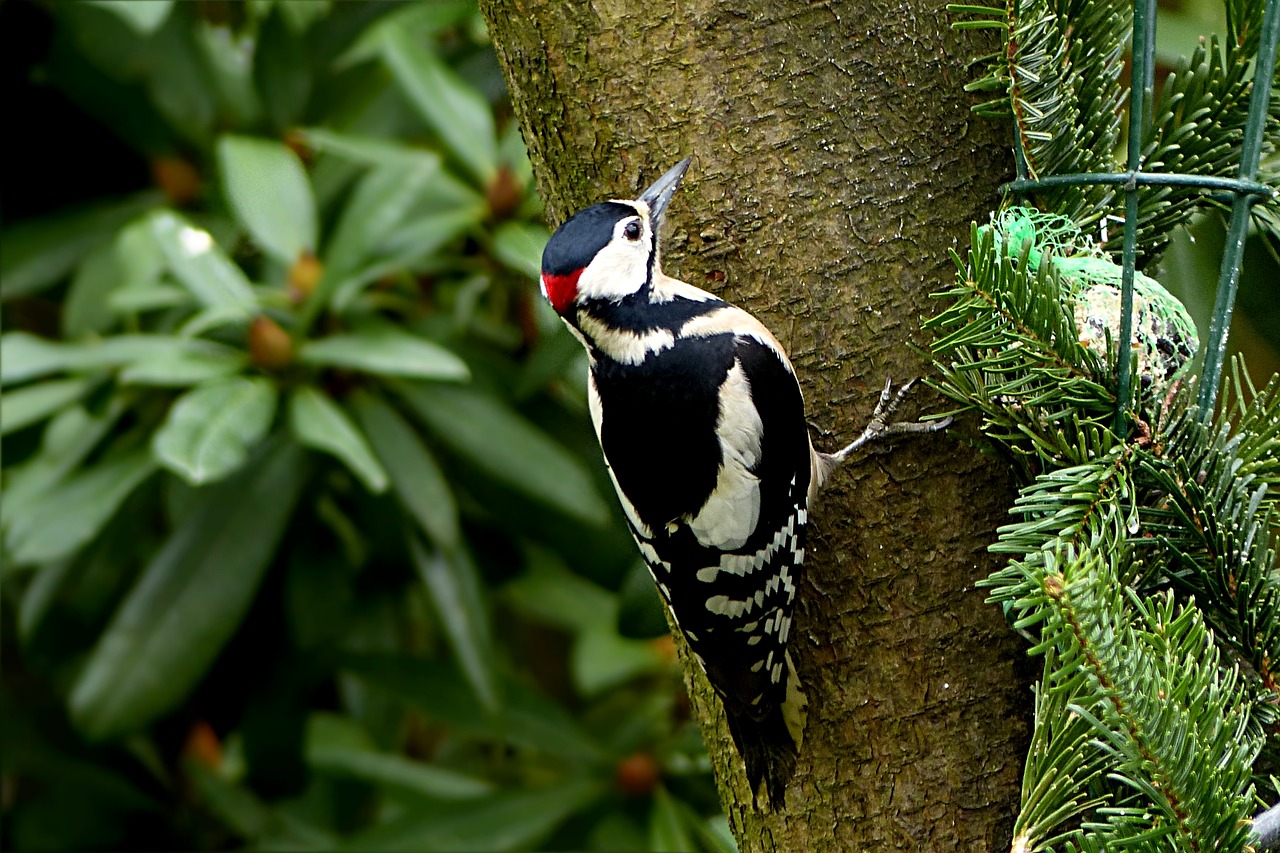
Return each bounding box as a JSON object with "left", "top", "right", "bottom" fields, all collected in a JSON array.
[{"left": 575, "top": 238, "right": 649, "bottom": 303}]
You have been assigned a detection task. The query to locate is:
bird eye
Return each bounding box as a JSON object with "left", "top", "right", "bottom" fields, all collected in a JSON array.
[{"left": 623, "top": 220, "right": 642, "bottom": 241}]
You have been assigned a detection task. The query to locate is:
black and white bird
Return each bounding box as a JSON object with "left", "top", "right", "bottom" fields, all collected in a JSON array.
[{"left": 539, "top": 158, "right": 947, "bottom": 808}]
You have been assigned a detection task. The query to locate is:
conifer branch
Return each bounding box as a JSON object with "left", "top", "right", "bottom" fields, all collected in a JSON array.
[
  {"left": 950, "top": 0, "right": 1278, "bottom": 265},
  {"left": 1039, "top": 551, "right": 1261, "bottom": 848},
  {"left": 925, "top": 218, "right": 1279, "bottom": 851}
]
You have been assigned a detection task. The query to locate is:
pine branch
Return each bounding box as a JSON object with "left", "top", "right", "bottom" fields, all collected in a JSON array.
[
  {"left": 1224, "top": 362, "right": 1280, "bottom": 526},
  {"left": 1013, "top": 0, "right": 1128, "bottom": 204},
  {"left": 1107, "top": 34, "right": 1274, "bottom": 261},
  {"left": 925, "top": 223, "right": 1116, "bottom": 473},
  {"left": 984, "top": 446, "right": 1131, "bottom": 628},
  {"left": 1043, "top": 551, "right": 1262, "bottom": 849},
  {"left": 1010, "top": 646, "right": 1109, "bottom": 852},
  {"left": 925, "top": 214, "right": 1279, "bottom": 851},
  {"left": 951, "top": 0, "right": 1278, "bottom": 265},
  {"left": 1134, "top": 367, "right": 1280, "bottom": 700}
]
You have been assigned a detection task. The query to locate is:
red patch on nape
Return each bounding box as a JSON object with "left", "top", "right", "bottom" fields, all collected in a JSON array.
[{"left": 541, "top": 269, "right": 583, "bottom": 314}]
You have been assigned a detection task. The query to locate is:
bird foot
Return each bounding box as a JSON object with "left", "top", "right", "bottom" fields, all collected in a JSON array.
[{"left": 825, "top": 377, "right": 952, "bottom": 465}]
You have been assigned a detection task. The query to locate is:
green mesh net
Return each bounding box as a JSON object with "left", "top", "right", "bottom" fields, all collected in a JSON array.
[{"left": 982, "top": 207, "right": 1200, "bottom": 401}]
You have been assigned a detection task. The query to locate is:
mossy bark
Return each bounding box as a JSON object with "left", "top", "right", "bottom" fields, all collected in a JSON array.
[{"left": 480, "top": 2, "right": 1030, "bottom": 848}]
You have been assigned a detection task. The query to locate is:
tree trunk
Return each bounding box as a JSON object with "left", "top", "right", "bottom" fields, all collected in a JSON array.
[{"left": 480, "top": 2, "right": 1030, "bottom": 849}]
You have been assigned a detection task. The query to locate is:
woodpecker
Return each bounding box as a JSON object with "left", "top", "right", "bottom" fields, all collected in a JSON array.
[{"left": 540, "top": 158, "right": 948, "bottom": 808}]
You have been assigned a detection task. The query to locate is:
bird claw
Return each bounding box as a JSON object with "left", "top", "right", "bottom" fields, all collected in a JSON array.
[{"left": 827, "top": 377, "right": 951, "bottom": 463}]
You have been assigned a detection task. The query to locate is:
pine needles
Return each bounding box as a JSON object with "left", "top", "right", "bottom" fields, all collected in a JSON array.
[
  {"left": 925, "top": 214, "right": 1279, "bottom": 849},
  {"left": 951, "top": 0, "right": 1279, "bottom": 264},
  {"left": 936, "top": 0, "right": 1279, "bottom": 845}
]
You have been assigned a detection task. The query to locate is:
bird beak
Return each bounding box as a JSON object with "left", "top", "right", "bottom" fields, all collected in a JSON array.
[{"left": 638, "top": 157, "right": 692, "bottom": 233}]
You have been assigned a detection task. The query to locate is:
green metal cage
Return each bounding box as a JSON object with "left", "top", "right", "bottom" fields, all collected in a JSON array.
[{"left": 1000, "top": 0, "right": 1279, "bottom": 430}]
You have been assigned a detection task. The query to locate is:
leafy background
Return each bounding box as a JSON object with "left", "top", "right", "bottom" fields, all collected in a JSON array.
[
  {"left": 1, "top": 2, "right": 731, "bottom": 850},
  {"left": 0, "top": 1, "right": 1275, "bottom": 851}
]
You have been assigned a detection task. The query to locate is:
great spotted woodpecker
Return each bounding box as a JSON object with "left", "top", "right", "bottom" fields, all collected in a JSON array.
[{"left": 539, "top": 158, "right": 948, "bottom": 808}]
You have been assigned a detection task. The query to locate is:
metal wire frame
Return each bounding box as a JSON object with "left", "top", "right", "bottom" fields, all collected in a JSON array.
[{"left": 1001, "top": 0, "right": 1280, "bottom": 431}]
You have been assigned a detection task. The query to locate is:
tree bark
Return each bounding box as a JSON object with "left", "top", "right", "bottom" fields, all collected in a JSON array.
[{"left": 480, "top": 2, "right": 1030, "bottom": 849}]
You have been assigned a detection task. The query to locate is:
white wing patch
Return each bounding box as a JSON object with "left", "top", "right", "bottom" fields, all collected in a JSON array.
[
  {"left": 678, "top": 306, "right": 793, "bottom": 372},
  {"left": 650, "top": 273, "right": 720, "bottom": 304},
  {"left": 687, "top": 360, "right": 762, "bottom": 550},
  {"left": 694, "top": 500, "right": 801, "bottom": 583}
]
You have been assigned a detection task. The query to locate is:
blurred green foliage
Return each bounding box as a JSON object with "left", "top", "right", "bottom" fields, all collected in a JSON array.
[
  {"left": 0, "top": 2, "right": 733, "bottom": 850},
  {"left": 3, "top": 1, "right": 1274, "bottom": 850}
]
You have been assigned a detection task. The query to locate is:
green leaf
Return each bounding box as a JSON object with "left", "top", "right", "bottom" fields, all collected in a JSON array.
[
  {"left": 272, "top": 0, "right": 333, "bottom": 32},
  {"left": 0, "top": 332, "right": 217, "bottom": 386},
  {"left": 143, "top": 15, "right": 216, "bottom": 144},
  {"left": 409, "top": 536, "right": 499, "bottom": 713},
  {"left": 2, "top": 702, "right": 163, "bottom": 818},
  {"left": 218, "top": 135, "right": 317, "bottom": 265},
  {"left": 341, "top": 654, "right": 602, "bottom": 759},
  {"left": 502, "top": 554, "right": 665, "bottom": 696},
  {"left": 330, "top": 208, "right": 478, "bottom": 309},
  {"left": 380, "top": 27, "right": 496, "bottom": 185},
  {"left": 185, "top": 761, "right": 273, "bottom": 841},
  {"left": 395, "top": 383, "right": 609, "bottom": 526},
  {"left": 149, "top": 210, "right": 256, "bottom": 313},
  {"left": 617, "top": 559, "right": 669, "bottom": 638},
  {"left": 298, "top": 128, "right": 439, "bottom": 169},
  {"left": 352, "top": 391, "right": 460, "bottom": 549},
  {"left": 573, "top": 623, "right": 665, "bottom": 698},
  {"left": 305, "top": 715, "right": 494, "bottom": 801},
  {"left": 177, "top": 303, "right": 253, "bottom": 339},
  {"left": 186, "top": 761, "right": 336, "bottom": 850},
  {"left": 298, "top": 324, "right": 469, "bottom": 381},
  {"left": 288, "top": 386, "right": 388, "bottom": 493},
  {"left": 491, "top": 222, "right": 548, "bottom": 281},
  {"left": 1, "top": 402, "right": 123, "bottom": 516},
  {"left": 107, "top": 283, "right": 191, "bottom": 314},
  {"left": 62, "top": 242, "right": 122, "bottom": 338},
  {"left": 310, "top": 158, "right": 442, "bottom": 317},
  {"left": 82, "top": 0, "right": 172, "bottom": 33},
  {"left": 18, "top": 557, "right": 77, "bottom": 640},
  {"left": 5, "top": 448, "right": 157, "bottom": 566},
  {"left": 649, "top": 786, "right": 698, "bottom": 853},
  {"left": 118, "top": 346, "right": 246, "bottom": 386},
  {"left": 0, "top": 378, "right": 96, "bottom": 437},
  {"left": 335, "top": 1, "right": 473, "bottom": 68},
  {"left": 152, "top": 377, "right": 278, "bottom": 485},
  {"left": 342, "top": 778, "right": 602, "bottom": 852},
  {"left": 195, "top": 24, "right": 262, "bottom": 129},
  {"left": 502, "top": 548, "right": 615, "bottom": 635},
  {"left": 97, "top": 217, "right": 176, "bottom": 317},
  {"left": 310, "top": 747, "right": 493, "bottom": 801},
  {"left": 699, "top": 815, "right": 738, "bottom": 853},
  {"left": 254, "top": 5, "right": 312, "bottom": 132},
  {"left": 0, "top": 193, "right": 162, "bottom": 300},
  {"left": 69, "top": 439, "right": 307, "bottom": 740}
]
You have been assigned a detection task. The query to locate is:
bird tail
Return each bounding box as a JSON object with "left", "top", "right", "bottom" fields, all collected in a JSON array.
[{"left": 723, "top": 653, "right": 807, "bottom": 809}]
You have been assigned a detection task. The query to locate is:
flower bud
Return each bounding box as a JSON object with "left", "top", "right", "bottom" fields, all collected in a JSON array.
[{"left": 249, "top": 315, "right": 294, "bottom": 369}]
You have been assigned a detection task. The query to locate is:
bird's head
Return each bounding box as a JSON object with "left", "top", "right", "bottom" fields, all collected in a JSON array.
[{"left": 540, "top": 158, "right": 691, "bottom": 316}]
